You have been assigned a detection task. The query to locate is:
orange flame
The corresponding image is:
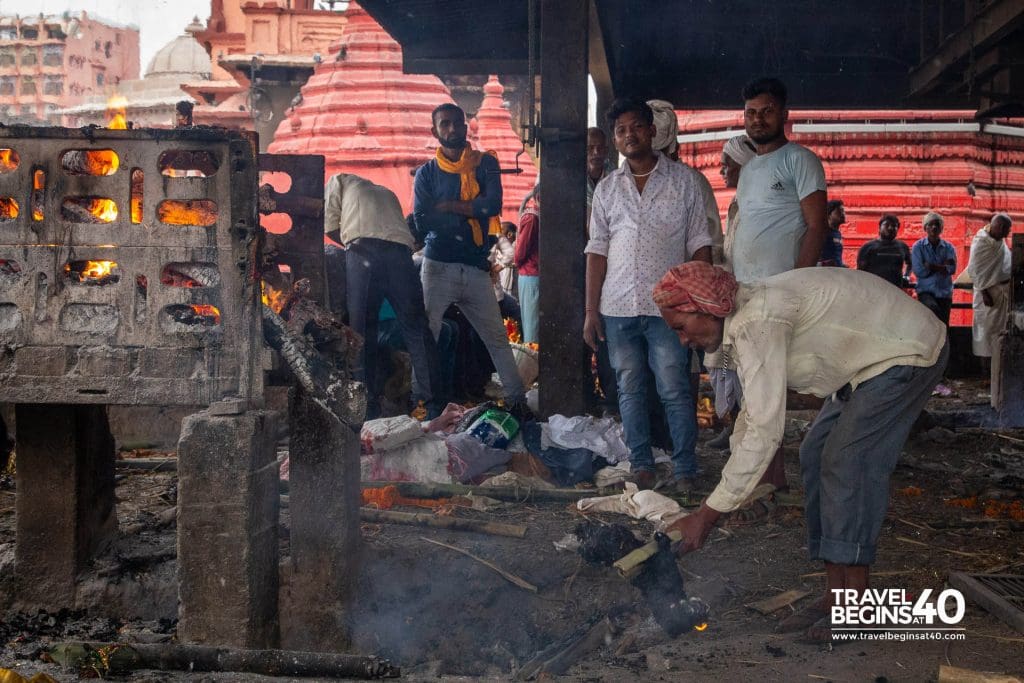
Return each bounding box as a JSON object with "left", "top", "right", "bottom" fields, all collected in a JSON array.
[
  {"left": 64, "top": 260, "right": 119, "bottom": 283},
  {"left": 0, "top": 197, "right": 18, "bottom": 220},
  {"left": 261, "top": 281, "right": 287, "bottom": 313},
  {"left": 157, "top": 199, "right": 217, "bottom": 227},
  {"left": 130, "top": 169, "right": 143, "bottom": 223},
  {"left": 191, "top": 304, "right": 221, "bottom": 324},
  {"left": 697, "top": 396, "right": 716, "bottom": 430},
  {"left": 88, "top": 198, "right": 118, "bottom": 222},
  {"left": 106, "top": 95, "right": 127, "bottom": 130},
  {"left": 31, "top": 169, "right": 44, "bottom": 221},
  {"left": 0, "top": 148, "right": 18, "bottom": 172},
  {"left": 694, "top": 623, "right": 708, "bottom": 632}
]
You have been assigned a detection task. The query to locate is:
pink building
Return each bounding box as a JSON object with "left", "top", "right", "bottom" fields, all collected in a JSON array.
[{"left": 0, "top": 12, "right": 139, "bottom": 124}]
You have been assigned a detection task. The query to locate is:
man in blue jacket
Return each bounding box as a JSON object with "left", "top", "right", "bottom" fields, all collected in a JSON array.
[{"left": 413, "top": 103, "right": 526, "bottom": 405}]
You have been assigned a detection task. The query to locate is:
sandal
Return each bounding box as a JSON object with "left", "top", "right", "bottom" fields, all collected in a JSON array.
[
  {"left": 775, "top": 601, "right": 829, "bottom": 633},
  {"left": 724, "top": 496, "right": 776, "bottom": 527}
]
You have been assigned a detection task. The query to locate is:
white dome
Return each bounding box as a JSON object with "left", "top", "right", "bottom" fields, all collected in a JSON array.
[{"left": 145, "top": 32, "right": 211, "bottom": 80}]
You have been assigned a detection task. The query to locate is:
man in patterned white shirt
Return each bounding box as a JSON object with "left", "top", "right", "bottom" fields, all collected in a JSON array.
[{"left": 583, "top": 98, "right": 713, "bottom": 492}]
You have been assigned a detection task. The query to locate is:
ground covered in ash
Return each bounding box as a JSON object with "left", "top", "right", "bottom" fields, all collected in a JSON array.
[{"left": 1, "top": 379, "right": 1023, "bottom": 681}]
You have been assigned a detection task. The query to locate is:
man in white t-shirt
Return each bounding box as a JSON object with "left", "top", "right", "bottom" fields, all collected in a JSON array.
[
  {"left": 727, "top": 77, "right": 828, "bottom": 501},
  {"left": 732, "top": 77, "right": 828, "bottom": 283}
]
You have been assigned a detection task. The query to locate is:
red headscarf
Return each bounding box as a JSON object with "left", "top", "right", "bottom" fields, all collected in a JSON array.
[{"left": 653, "top": 261, "right": 738, "bottom": 318}]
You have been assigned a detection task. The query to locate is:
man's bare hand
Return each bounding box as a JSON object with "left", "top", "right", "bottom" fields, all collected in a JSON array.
[
  {"left": 666, "top": 503, "right": 720, "bottom": 555},
  {"left": 583, "top": 311, "right": 604, "bottom": 351}
]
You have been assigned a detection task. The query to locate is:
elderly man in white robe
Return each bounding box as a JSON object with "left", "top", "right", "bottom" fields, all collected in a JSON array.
[{"left": 967, "top": 213, "right": 1013, "bottom": 408}]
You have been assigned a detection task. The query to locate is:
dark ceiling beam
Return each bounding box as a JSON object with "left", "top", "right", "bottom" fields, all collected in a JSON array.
[
  {"left": 587, "top": 0, "right": 614, "bottom": 108},
  {"left": 910, "top": 0, "right": 1024, "bottom": 95},
  {"left": 401, "top": 58, "right": 529, "bottom": 75}
]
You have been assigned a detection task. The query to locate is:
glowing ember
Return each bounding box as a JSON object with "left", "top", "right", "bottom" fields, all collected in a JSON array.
[
  {"left": 190, "top": 304, "right": 221, "bottom": 325},
  {"left": 0, "top": 197, "right": 18, "bottom": 220},
  {"left": 106, "top": 95, "right": 128, "bottom": 129},
  {"left": 157, "top": 199, "right": 217, "bottom": 227},
  {"left": 64, "top": 260, "right": 120, "bottom": 284},
  {"left": 261, "top": 282, "right": 288, "bottom": 313},
  {"left": 0, "top": 148, "right": 18, "bottom": 173},
  {"left": 694, "top": 623, "right": 708, "bottom": 632},
  {"left": 31, "top": 169, "right": 44, "bottom": 221},
  {"left": 62, "top": 149, "right": 120, "bottom": 176},
  {"left": 88, "top": 198, "right": 118, "bottom": 222},
  {"left": 696, "top": 396, "right": 715, "bottom": 430},
  {"left": 130, "top": 169, "right": 143, "bottom": 223}
]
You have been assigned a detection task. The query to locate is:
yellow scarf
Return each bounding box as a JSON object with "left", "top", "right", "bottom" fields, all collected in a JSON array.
[{"left": 435, "top": 146, "right": 502, "bottom": 246}]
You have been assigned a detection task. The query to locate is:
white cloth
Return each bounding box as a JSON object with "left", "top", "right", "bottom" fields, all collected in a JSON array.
[
  {"left": 647, "top": 99, "right": 679, "bottom": 156},
  {"left": 585, "top": 153, "right": 713, "bottom": 317},
  {"left": 722, "top": 135, "right": 756, "bottom": 166},
  {"left": 490, "top": 235, "right": 516, "bottom": 300},
  {"left": 732, "top": 142, "right": 826, "bottom": 283},
  {"left": 577, "top": 482, "right": 686, "bottom": 529},
  {"left": 542, "top": 414, "right": 631, "bottom": 464},
  {"left": 967, "top": 226, "right": 1012, "bottom": 358},
  {"left": 706, "top": 268, "right": 946, "bottom": 513},
  {"left": 324, "top": 173, "right": 415, "bottom": 248}
]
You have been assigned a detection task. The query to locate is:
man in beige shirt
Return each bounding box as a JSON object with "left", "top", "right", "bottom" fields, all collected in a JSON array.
[
  {"left": 653, "top": 261, "right": 947, "bottom": 642},
  {"left": 325, "top": 172, "right": 440, "bottom": 419}
]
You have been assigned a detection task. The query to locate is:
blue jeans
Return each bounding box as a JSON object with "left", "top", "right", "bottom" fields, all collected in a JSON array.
[
  {"left": 799, "top": 341, "right": 948, "bottom": 565},
  {"left": 603, "top": 315, "right": 698, "bottom": 479}
]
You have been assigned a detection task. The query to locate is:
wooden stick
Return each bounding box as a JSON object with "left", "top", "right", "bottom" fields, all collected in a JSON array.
[
  {"left": 800, "top": 570, "right": 913, "bottom": 579},
  {"left": 49, "top": 641, "right": 399, "bottom": 679},
  {"left": 359, "top": 480, "right": 595, "bottom": 503},
  {"left": 116, "top": 458, "right": 177, "bottom": 471},
  {"left": 420, "top": 536, "right": 537, "bottom": 592},
  {"left": 895, "top": 536, "right": 983, "bottom": 558},
  {"left": 938, "top": 664, "right": 1022, "bottom": 683},
  {"left": 613, "top": 530, "right": 682, "bottom": 579},
  {"left": 359, "top": 507, "right": 527, "bottom": 538},
  {"left": 745, "top": 589, "right": 810, "bottom": 615}
]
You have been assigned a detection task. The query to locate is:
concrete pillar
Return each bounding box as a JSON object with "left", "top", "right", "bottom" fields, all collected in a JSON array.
[
  {"left": 14, "top": 404, "right": 117, "bottom": 610},
  {"left": 538, "top": 0, "right": 590, "bottom": 418},
  {"left": 280, "top": 388, "right": 361, "bottom": 652},
  {"left": 177, "top": 406, "right": 280, "bottom": 648}
]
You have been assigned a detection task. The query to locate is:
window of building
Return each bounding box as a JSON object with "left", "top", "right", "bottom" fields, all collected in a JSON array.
[
  {"left": 43, "top": 76, "right": 62, "bottom": 95},
  {"left": 0, "top": 29, "right": 17, "bottom": 40},
  {"left": 0, "top": 77, "right": 13, "bottom": 96},
  {"left": 21, "top": 49, "right": 37, "bottom": 66},
  {"left": 94, "top": 40, "right": 101, "bottom": 51},
  {"left": 21, "top": 28, "right": 38, "bottom": 40},
  {"left": 104, "top": 41, "right": 112, "bottom": 58},
  {"left": 42, "top": 45, "right": 63, "bottom": 67},
  {"left": 0, "top": 48, "right": 14, "bottom": 67},
  {"left": 95, "top": 72, "right": 103, "bottom": 86},
  {"left": 21, "top": 76, "right": 35, "bottom": 95},
  {"left": 115, "top": 33, "right": 121, "bottom": 45},
  {"left": 0, "top": 105, "right": 10, "bottom": 117},
  {"left": 21, "top": 104, "right": 35, "bottom": 116}
]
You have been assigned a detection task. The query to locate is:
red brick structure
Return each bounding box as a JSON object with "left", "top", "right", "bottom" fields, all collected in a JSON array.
[
  {"left": 677, "top": 110, "right": 1024, "bottom": 326},
  {"left": 473, "top": 75, "right": 538, "bottom": 223},
  {"left": 267, "top": 1, "right": 454, "bottom": 212},
  {"left": 0, "top": 12, "right": 139, "bottom": 124}
]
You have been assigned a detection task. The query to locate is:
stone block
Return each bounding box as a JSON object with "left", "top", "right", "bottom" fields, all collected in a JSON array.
[
  {"left": 14, "top": 346, "right": 69, "bottom": 376},
  {"left": 176, "top": 409, "right": 279, "bottom": 649},
  {"left": 74, "top": 346, "right": 133, "bottom": 377},
  {"left": 280, "top": 388, "right": 360, "bottom": 652},
  {"left": 14, "top": 404, "right": 117, "bottom": 610},
  {"left": 138, "top": 348, "right": 201, "bottom": 378}
]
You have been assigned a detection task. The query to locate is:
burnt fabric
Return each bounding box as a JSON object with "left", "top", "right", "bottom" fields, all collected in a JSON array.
[{"left": 653, "top": 261, "right": 738, "bottom": 318}]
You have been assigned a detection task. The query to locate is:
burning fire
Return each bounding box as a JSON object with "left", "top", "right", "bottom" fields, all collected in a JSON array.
[
  {"left": 696, "top": 396, "right": 715, "bottom": 430},
  {"left": 31, "top": 169, "right": 44, "bottom": 220},
  {"left": 130, "top": 169, "right": 143, "bottom": 223},
  {"left": 106, "top": 95, "right": 128, "bottom": 130},
  {"left": 0, "top": 197, "right": 18, "bottom": 220},
  {"left": 64, "top": 260, "right": 119, "bottom": 284},
  {"left": 261, "top": 281, "right": 287, "bottom": 313},
  {"left": 157, "top": 199, "right": 217, "bottom": 227},
  {"left": 694, "top": 623, "right": 708, "bottom": 632},
  {"left": 0, "top": 148, "right": 18, "bottom": 173},
  {"left": 190, "top": 304, "right": 221, "bottom": 325},
  {"left": 86, "top": 198, "right": 118, "bottom": 223}
]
